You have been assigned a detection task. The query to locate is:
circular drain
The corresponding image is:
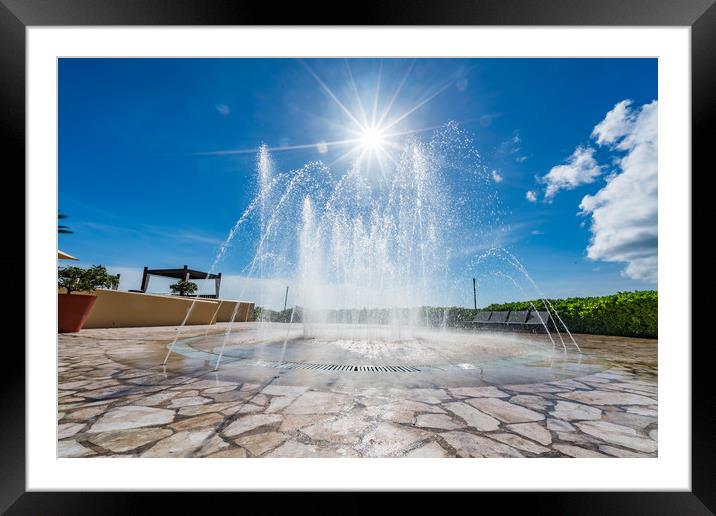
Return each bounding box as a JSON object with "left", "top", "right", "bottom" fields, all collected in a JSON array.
[
  {"left": 166, "top": 333, "right": 592, "bottom": 379},
  {"left": 169, "top": 338, "right": 434, "bottom": 373}
]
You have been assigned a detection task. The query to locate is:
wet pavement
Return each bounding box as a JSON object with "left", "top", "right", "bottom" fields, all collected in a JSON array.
[{"left": 58, "top": 323, "right": 657, "bottom": 458}]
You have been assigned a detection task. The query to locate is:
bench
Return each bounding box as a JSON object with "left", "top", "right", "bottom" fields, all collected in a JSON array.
[{"left": 469, "top": 308, "right": 552, "bottom": 332}]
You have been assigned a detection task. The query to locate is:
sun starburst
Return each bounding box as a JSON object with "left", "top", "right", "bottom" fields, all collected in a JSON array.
[
  {"left": 193, "top": 60, "right": 457, "bottom": 174},
  {"left": 360, "top": 126, "right": 385, "bottom": 151}
]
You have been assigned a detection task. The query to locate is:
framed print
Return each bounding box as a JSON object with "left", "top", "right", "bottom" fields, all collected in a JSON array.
[{"left": 2, "top": 0, "right": 711, "bottom": 511}]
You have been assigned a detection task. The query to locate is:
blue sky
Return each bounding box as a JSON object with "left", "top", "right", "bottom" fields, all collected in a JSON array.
[{"left": 58, "top": 58, "right": 657, "bottom": 308}]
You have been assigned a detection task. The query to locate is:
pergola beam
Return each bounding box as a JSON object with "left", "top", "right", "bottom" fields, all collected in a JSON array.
[{"left": 139, "top": 265, "right": 222, "bottom": 297}]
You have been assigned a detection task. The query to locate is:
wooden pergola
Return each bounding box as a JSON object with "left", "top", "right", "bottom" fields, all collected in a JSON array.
[{"left": 139, "top": 265, "right": 222, "bottom": 298}]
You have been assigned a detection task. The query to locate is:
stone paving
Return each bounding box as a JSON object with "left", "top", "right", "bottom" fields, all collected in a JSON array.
[{"left": 58, "top": 324, "right": 657, "bottom": 458}]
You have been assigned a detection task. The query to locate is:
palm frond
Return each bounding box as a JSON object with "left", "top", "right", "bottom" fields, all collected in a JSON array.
[{"left": 58, "top": 211, "right": 72, "bottom": 234}]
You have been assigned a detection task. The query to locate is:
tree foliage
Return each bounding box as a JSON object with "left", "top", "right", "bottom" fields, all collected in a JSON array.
[
  {"left": 58, "top": 211, "right": 72, "bottom": 234},
  {"left": 169, "top": 279, "right": 199, "bottom": 296},
  {"left": 58, "top": 265, "right": 120, "bottom": 295}
]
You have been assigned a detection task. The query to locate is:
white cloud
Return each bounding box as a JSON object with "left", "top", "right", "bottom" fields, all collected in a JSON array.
[
  {"left": 542, "top": 146, "right": 602, "bottom": 201},
  {"left": 98, "top": 265, "right": 143, "bottom": 291},
  {"left": 591, "top": 100, "right": 635, "bottom": 147},
  {"left": 580, "top": 99, "right": 658, "bottom": 282},
  {"left": 525, "top": 190, "right": 537, "bottom": 202},
  {"left": 216, "top": 104, "right": 230, "bottom": 116},
  {"left": 491, "top": 170, "right": 503, "bottom": 183}
]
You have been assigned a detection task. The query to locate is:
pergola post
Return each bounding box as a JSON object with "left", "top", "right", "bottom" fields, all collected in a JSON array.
[
  {"left": 215, "top": 272, "right": 222, "bottom": 299},
  {"left": 140, "top": 266, "right": 150, "bottom": 292},
  {"left": 183, "top": 265, "right": 189, "bottom": 282}
]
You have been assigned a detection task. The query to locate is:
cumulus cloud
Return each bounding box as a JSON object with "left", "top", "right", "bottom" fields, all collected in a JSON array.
[
  {"left": 542, "top": 146, "right": 602, "bottom": 201},
  {"left": 526, "top": 190, "right": 537, "bottom": 202},
  {"left": 491, "top": 170, "right": 503, "bottom": 183},
  {"left": 580, "top": 99, "right": 658, "bottom": 282},
  {"left": 592, "top": 100, "right": 635, "bottom": 147}
]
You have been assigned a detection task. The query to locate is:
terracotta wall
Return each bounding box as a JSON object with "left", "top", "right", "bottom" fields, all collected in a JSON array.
[{"left": 68, "top": 289, "right": 253, "bottom": 329}]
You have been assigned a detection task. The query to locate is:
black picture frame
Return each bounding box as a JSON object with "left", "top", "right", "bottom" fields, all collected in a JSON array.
[{"left": 2, "top": 0, "right": 709, "bottom": 512}]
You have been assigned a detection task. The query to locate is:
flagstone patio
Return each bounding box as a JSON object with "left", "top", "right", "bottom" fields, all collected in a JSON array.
[{"left": 58, "top": 324, "right": 657, "bottom": 458}]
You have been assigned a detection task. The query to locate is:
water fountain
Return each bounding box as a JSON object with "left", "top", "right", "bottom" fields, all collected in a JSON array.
[{"left": 160, "top": 122, "right": 590, "bottom": 388}]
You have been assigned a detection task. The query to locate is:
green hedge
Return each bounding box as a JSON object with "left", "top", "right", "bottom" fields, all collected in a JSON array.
[
  {"left": 253, "top": 290, "right": 657, "bottom": 339},
  {"left": 485, "top": 290, "right": 657, "bottom": 339}
]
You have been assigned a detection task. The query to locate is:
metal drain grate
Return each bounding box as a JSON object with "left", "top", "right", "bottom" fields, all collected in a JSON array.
[{"left": 242, "top": 359, "right": 423, "bottom": 373}]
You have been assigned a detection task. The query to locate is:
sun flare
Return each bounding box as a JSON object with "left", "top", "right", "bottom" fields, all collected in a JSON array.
[{"left": 360, "top": 126, "right": 385, "bottom": 151}]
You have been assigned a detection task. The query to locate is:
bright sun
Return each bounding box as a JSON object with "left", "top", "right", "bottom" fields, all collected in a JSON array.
[{"left": 360, "top": 126, "right": 385, "bottom": 151}]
